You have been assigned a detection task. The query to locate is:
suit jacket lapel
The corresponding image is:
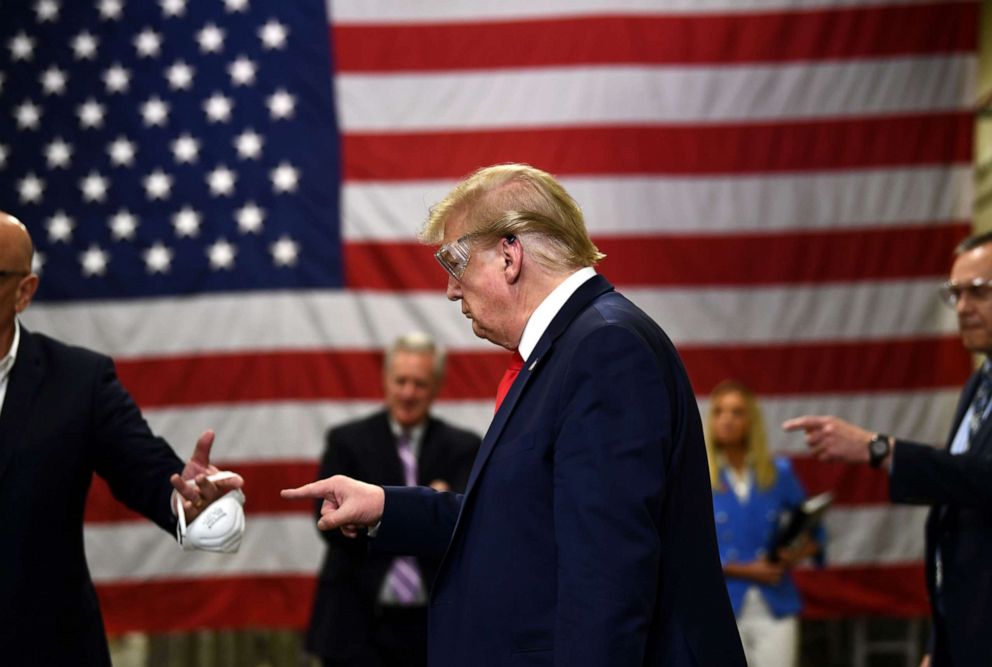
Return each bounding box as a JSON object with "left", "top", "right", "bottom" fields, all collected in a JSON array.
[
  {"left": 947, "top": 371, "right": 981, "bottom": 447},
  {"left": 0, "top": 327, "right": 44, "bottom": 483},
  {"left": 417, "top": 417, "right": 443, "bottom": 484},
  {"left": 935, "top": 370, "right": 986, "bottom": 527},
  {"left": 462, "top": 275, "right": 616, "bottom": 498},
  {"left": 965, "top": 371, "right": 992, "bottom": 456},
  {"left": 942, "top": 370, "right": 992, "bottom": 456},
  {"left": 369, "top": 411, "right": 405, "bottom": 485}
]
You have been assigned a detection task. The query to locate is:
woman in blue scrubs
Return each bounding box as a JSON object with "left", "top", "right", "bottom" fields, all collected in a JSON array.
[{"left": 705, "top": 380, "right": 823, "bottom": 667}]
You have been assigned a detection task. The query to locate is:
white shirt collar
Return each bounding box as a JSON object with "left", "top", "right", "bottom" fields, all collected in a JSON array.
[
  {"left": 517, "top": 267, "right": 597, "bottom": 362},
  {"left": 0, "top": 319, "right": 21, "bottom": 383}
]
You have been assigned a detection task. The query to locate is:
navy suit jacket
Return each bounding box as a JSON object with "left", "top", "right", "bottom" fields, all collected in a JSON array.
[
  {"left": 375, "top": 276, "right": 745, "bottom": 666},
  {"left": 307, "top": 410, "right": 479, "bottom": 659},
  {"left": 0, "top": 328, "right": 184, "bottom": 667},
  {"left": 889, "top": 369, "right": 992, "bottom": 667}
]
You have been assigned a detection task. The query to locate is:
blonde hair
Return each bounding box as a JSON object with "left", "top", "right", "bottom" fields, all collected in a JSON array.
[
  {"left": 419, "top": 163, "right": 605, "bottom": 271},
  {"left": 704, "top": 380, "right": 777, "bottom": 492}
]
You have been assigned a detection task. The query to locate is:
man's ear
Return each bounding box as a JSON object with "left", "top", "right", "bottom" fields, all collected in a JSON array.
[
  {"left": 501, "top": 235, "right": 523, "bottom": 284},
  {"left": 15, "top": 274, "right": 39, "bottom": 314}
]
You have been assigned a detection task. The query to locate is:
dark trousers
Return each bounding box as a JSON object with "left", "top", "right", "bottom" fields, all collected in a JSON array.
[{"left": 321, "top": 605, "right": 428, "bottom": 667}]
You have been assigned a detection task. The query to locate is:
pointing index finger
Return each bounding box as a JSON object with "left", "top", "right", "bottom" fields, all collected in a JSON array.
[
  {"left": 281, "top": 481, "right": 325, "bottom": 500},
  {"left": 781, "top": 416, "right": 825, "bottom": 432}
]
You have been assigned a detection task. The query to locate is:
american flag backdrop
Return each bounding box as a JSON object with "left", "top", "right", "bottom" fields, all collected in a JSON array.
[{"left": 2, "top": 0, "right": 977, "bottom": 632}]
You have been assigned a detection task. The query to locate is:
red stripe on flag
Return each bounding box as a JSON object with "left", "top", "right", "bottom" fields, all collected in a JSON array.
[
  {"left": 112, "top": 338, "right": 969, "bottom": 409},
  {"left": 334, "top": 3, "right": 976, "bottom": 72},
  {"left": 345, "top": 224, "right": 970, "bottom": 289},
  {"left": 597, "top": 226, "right": 968, "bottom": 286},
  {"left": 85, "top": 461, "right": 320, "bottom": 523},
  {"left": 96, "top": 565, "right": 927, "bottom": 633},
  {"left": 98, "top": 575, "right": 317, "bottom": 634},
  {"left": 680, "top": 336, "right": 971, "bottom": 397},
  {"left": 114, "top": 349, "right": 501, "bottom": 407},
  {"left": 795, "top": 564, "right": 928, "bottom": 618},
  {"left": 789, "top": 456, "right": 892, "bottom": 506},
  {"left": 342, "top": 114, "right": 972, "bottom": 181},
  {"left": 108, "top": 338, "right": 969, "bottom": 410}
]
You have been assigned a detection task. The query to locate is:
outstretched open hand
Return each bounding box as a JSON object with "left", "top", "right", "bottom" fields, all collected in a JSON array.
[{"left": 169, "top": 430, "right": 244, "bottom": 522}]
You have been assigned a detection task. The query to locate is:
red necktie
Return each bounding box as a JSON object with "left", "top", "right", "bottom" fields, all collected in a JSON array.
[{"left": 495, "top": 351, "right": 525, "bottom": 413}]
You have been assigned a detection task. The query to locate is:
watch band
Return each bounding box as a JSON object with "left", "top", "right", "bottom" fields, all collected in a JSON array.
[{"left": 868, "top": 433, "right": 892, "bottom": 468}]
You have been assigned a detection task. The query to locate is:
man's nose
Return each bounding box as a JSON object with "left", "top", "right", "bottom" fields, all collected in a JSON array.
[
  {"left": 446, "top": 275, "right": 462, "bottom": 301},
  {"left": 956, "top": 293, "right": 975, "bottom": 314}
]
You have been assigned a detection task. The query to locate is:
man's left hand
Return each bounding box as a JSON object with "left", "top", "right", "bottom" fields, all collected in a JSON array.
[{"left": 170, "top": 429, "right": 245, "bottom": 522}]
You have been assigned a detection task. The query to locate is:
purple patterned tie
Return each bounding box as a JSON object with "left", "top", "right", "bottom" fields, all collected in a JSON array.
[{"left": 387, "top": 434, "right": 423, "bottom": 603}]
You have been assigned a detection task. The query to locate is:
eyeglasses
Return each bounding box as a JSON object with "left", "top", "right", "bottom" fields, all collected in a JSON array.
[
  {"left": 434, "top": 234, "right": 475, "bottom": 280},
  {"left": 434, "top": 233, "right": 517, "bottom": 281},
  {"left": 939, "top": 278, "right": 992, "bottom": 307}
]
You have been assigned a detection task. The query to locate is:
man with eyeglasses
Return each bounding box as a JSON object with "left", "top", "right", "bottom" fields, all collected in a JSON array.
[
  {"left": 785, "top": 232, "right": 992, "bottom": 667},
  {"left": 0, "top": 211, "right": 245, "bottom": 666},
  {"left": 284, "top": 164, "right": 746, "bottom": 666}
]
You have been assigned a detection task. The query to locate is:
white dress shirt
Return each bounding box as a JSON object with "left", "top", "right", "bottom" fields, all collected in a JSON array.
[
  {"left": 948, "top": 361, "right": 992, "bottom": 455},
  {"left": 516, "top": 267, "right": 597, "bottom": 362},
  {"left": 388, "top": 418, "right": 425, "bottom": 460},
  {"left": 0, "top": 320, "right": 21, "bottom": 413}
]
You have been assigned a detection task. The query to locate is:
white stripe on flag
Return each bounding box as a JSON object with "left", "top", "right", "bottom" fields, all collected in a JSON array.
[
  {"left": 145, "top": 389, "right": 961, "bottom": 463},
  {"left": 86, "top": 516, "right": 323, "bottom": 582},
  {"left": 342, "top": 169, "right": 973, "bottom": 239},
  {"left": 84, "top": 504, "right": 925, "bottom": 582},
  {"left": 21, "top": 280, "right": 960, "bottom": 357},
  {"left": 328, "top": 0, "right": 941, "bottom": 23},
  {"left": 820, "top": 505, "right": 928, "bottom": 566},
  {"left": 338, "top": 57, "right": 974, "bottom": 131}
]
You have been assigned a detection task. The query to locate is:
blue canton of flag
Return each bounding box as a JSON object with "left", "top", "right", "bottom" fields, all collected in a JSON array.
[{"left": 0, "top": 0, "right": 342, "bottom": 301}]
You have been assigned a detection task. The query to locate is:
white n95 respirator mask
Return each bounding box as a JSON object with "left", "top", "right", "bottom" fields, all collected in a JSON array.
[{"left": 175, "top": 472, "right": 246, "bottom": 553}]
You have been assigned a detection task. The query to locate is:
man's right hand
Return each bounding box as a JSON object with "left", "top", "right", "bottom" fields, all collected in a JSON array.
[
  {"left": 782, "top": 415, "right": 875, "bottom": 464},
  {"left": 281, "top": 475, "right": 385, "bottom": 537}
]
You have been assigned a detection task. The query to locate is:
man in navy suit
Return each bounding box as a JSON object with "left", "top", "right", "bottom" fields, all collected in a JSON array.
[
  {"left": 284, "top": 164, "right": 745, "bottom": 666},
  {"left": 0, "top": 211, "right": 244, "bottom": 666},
  {"left": 785, "top": 231, "right": 992, "bottom": 667},
  {"left": 307, "top": 332, "right": 479, "bottom": 667}
]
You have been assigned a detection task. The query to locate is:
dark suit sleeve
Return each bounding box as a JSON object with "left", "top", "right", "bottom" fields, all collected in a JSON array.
[
  {"left": 445, "top": 429, "right": 481, "bottom": 493},
  {"left": 889, "top": 439, "right": 992, "bottom": 510},
  {"left": 551, "top": 325, "right": 672, "bottom": 665},
  {"left": 373, "top": 486, "right": 462, "bottom": 558},
  {"left": 90, "top": 357, "right": 184, "bottom": 534}
]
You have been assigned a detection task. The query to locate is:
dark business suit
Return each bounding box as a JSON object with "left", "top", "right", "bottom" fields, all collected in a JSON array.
[
  {"left": 0, "top": 327, "right": 184, "bottom": 667},
  {"left": 375, "top": 275, "right": 745, "bottom": 666},
  {"left": 307, "top": 410, "right": 480, "bottom": 666},
  {"left": 889, "top": 369, "right": 992, "bottom": 666}
]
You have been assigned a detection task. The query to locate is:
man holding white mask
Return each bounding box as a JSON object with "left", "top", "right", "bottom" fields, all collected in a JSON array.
[{"left": 0, "top": 211, "right": 246, "bottom": 666}]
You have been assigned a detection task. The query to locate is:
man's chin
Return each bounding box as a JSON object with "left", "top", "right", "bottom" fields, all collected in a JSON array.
[
  {"left": 961, "top": 334, "right": 992, "bottom": 355},
  {"left": 470, "top": 320, "right": 510, "bottom": 349},
  {"left": 395, "top": 414, "right": 426, "bottom": 429}
]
